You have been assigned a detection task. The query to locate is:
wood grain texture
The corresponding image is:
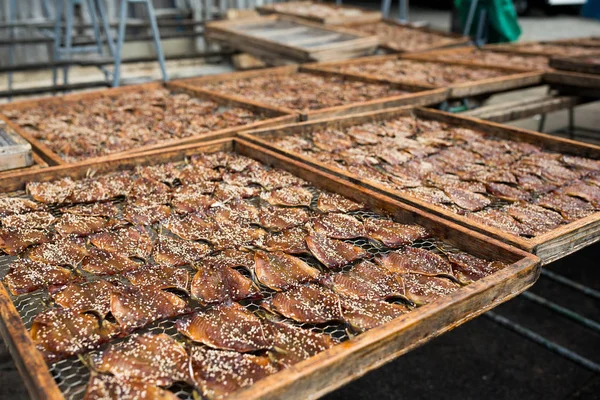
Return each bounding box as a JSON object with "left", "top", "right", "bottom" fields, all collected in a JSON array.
[
  {"left": 544, "top": 71, "right": 600, "bottom": 97},
  {"left": 0, "top": 138, "right": 540, "bottom": 400},
  {"left": 256, "top": 2, "right": 382, "bottom": 25},
  {"left": 550, "top": 55, "right": 600, "bottom": 75},
  {"left": 240, "top": 107, "right": 600, "bottom": 264}
]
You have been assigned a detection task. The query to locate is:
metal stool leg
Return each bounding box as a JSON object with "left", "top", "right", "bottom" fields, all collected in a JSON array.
[
  {"left": 63, "top": 0, "right": 76, "bottom": 85},
  {"left": 8, "top": 0, "right": 17, "bottom": 101},
  {"left": 399, "top": 0, "right": 408, "bottom": 23},
  {"left": 53, "top": 0, "right": 65, "bottom": 89},
  {"left": 475, "top": 9, "right": 487, "bottom": 47},
  {"left": 96, "top": 0, "right": 116, "bottom": 56},
  {"left": 381, "top": 0, "right": 392, "bottom": 19},
  {"left": 112, "top": 0, "right": 128, "bottom": 87},
  {"left": 145, "top": 0, "right": 169, "bottom": 82},
  {"left": 463, "top": 0, "right": 479, "bottom": 38},
  {"left": 87, "top": 0, "right": 105, "bottom": 55}
]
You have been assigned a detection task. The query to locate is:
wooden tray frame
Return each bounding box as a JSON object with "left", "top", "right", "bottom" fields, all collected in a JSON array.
[
  {"left": 486, "top": 41, "right": 600, "bottom": 57},
  {"left": 403, "top": 46, "right": 551, "bottom": 72},
  {"left": 240, "top": 106, "right": 600, "bottom": 265},
  {"left": 256, "top": 1, "right": 382, "bottom": 25},
  {"left": 0, "top": 81, "right": 297, "bottom": 167},
  {"left": 303, "top": 54, "right": 543, "bottom": 99},
  {"left": 544, "top": 70, "right": 600, "bottom": 98},
  {"left": 341, "top": 18, "right": 470, "bottom": 54},
  {"left": 549, "top": 54, "right": 600, "bottom": 75},
  {"left": 167, "top": 65, "right": 448, "bottom": 121},
  {"left": 204, "top": 15, "right": 379, "bottom": 63},
  {"left": 0, "top": 137, "right": 539, "bottom": 400}
]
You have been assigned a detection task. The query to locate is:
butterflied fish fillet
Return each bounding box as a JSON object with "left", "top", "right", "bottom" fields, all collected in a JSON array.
[
  {"left": 263, "top": 320, "right": 334, "bottom": 368},
  {"left": 52, "top": 280, "right": 114, "bottom": 317},
  {"left": 123, "top": 204, "right": 171, "bottom": 226},
  {"left": 199, "top": 249, "right": 255, "bottom": 270},
  {"left": 0, "top": 197, "right": 42, "bottom": 217},
  {"left": 26, "top": 177, "right": 75, "bottom": 204},
  {"left": 485, "top": 183, "right": 531, "bottom": 202},
  {"left": 400, "top": 187, "right": 452, "bottom": 205},
  {"left": 191, "top": 152, "right": 229, "bottom": 169},
  {"left": 191, "top": 264, "right": 259, "bottom": 304},
  {"left": 254, "top": 251, "right": 320, "bottom": 291},
  {"left": 61, "top": 202, "right": 119, "bottom": 218},
  {"left": 209, "top": 200, "right": 260, "bottom": 225},
  {"left": 515, "top": 173, "right": 556, "bottom": 193},
  {"left": 402, "top": 273, "right": 460, "bottom": 305},
  {"left": 506, "top": 203, "right": 564, "bottom": 236},
  {"left": 136, "top": 163, "right": 181, "bottom": 185},
  {"left": 268, "top": 284, "right": 343, "bottom": 324},
  {"left": 252, "top": 169, "right": 306, "bottom": 191},
  {"left": 313, "top": 213, "right": 365, "bottom": 239},
  {"left": 560, "top": 181, "right": 600, "bottom": 208},
  {"left": 152, "top": 234, "right": 210, "bottom": 267},
  {"left": 90, "top": 226, "right": 153, "bottom": 259},
  {"left": 560, "top": 155, "right": 600, "bottom": 171},
  {"left": 226, "top": 154, "right": 263, "bottom": 173},
  {"left": 31, "top": 308, "right": 119, "bottom": 362},
  {"left": 189, "top": 346, "right": 278, "bottom": 400},
  {"left": 260, "top": 186, "right": 313, "bottom": 208},
  {"left": 179, "top": 165, "right": 223, "bottom": 184},
  {"left": 363, "top": 218, "right": 430, "bottom": 248},
  {"left": 212, "top": 184, "right": 261, "bottom": 202},
  {"left": 126, "top": 264, "right": 190, "bottom": 292},
  {"left": 3, "top": 259, "right": 78, "bottom": 295},
  {"left": 81, "top": 248, "right": 141, "bottom": 275},
  {"left": 210, "top": 223, "right": 266, "bottom": 250},
  {"left": 68, "top": 179, "right": 116, "bottom": 203},
  {"left": 341, "top": 298, "right": 409, "bottom": 333},
  {"left": 55, "top": 214, "right": 111, "bottom": 236},
  {"left": 316, "top": 192, "right": 365, "bottom": 213},
  {"left": 536, "top": 192, "right": 595, "bottom": 222},
  {"left": 327, "top": 260, "right": 405, "bottom": 300},
  {"left": 129, "top": 178, "right": 172, "bottom": 206},
  {"left": 83, "top": 375, "right": 179, "bottom": 400},
  {"left": 93, "top": 333, "right": 189, "bottom": 386},
  {"left": 306, "top": 232, "right": 368, "bottom": 270},
  {"left": 312, "top": 129, "right": 352, "bottom": 152},
  {"left": 28, "top": 236, "right": 88, "bottom": 266},
  {"left": 443, "top": 187, "right": 491, "bottom": 212},
  {"left": 263, "top": 227, "right": 309, "bottom": 254},
  {"left": 258, "top": 207, "right": 311, "bottom": 231},
  {"left": 346, "top": 126, "right": 381, "bottom": 145},
  {"left": 177, "top": 303, "right": 270, "bottom": 352},
  {"left": 376, "top": 247, "right": 454, "bottom": 277},
  {"left": 163, "top": 213, "right": 214, "bottom": 241},
  {"left": 0, "top": 227, "right": 51, "bottom": 255},
  {"left": 171, "top": 190, "right": 213, "bottom": 214},
  {"left": 587, "top": 173, "right": 600, "bottom": 188},
  {"left": 1, "top": 211, "right": 56, "bottom": 230},
  {"left": 446, "top": 253, "right": 506, "bottom": 284},
  {"left": 467, "top": 209, "right": 533, "bottom": 236},
  {"left": 111, "top": 286, "right": 189, "bottom": 332}
]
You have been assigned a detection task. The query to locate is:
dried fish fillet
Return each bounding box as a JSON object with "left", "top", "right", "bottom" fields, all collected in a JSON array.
[
  {"left": 212, "top": 183, "right": 261, "bottom": 202},
  {"left": 506, "top": 203, "right": 564, "bottom": 236},
  {"left": 560, "top": 181, "right": 600, "bottom": 208},
  {"left": 443, "top": 187, "right": 491, "bottom": 212},
  {"left": 136, "top": 163, "right": 181, "bottom": 185},
  {"left": 163, "top": 213, "right": 214, "bottom": 241},
  {"left": 1, "top": 211, "right": 56, "bottom": 230},
  {"left": 171, "top": 190, "right": 213, "bottom": 214},
  {"left": 536, "top": 192, "right": 595, "bottom": 222},
  {"left": 90, "top": 226, "right": 153, "bottom": 260},
  {"left": 263, "top": 320, "right": 335, "bottom": 368},
  {"left": 31, "top": 308, "right": 119, "bottom": 362},
  {"left": 258, "top": 207, "right": 311, "bottom": 231},
  {"left": 341, "top": 298, "right": 409, "bottom": 333},
  {"left": 306, "top": 232, "right": 368, "bottom": 270},
  {"left": 199, "top": 249, "right": 255, "bottom": 270},
  {"left": 81, "top": 248, "right": 141, "bottom": 276},
  {"left": 123, "top": 204, "right": 171, "bottom": 226},
  {"left": 189, "top": 346, "right": 278, "bottom": 400},
  {"left": 61, "top": 202, "right": 119, "bottom": 218},
  {"left": 93, "top": 333, "right": 189, "bottom": 386},
  {"left": 254, "top": 251, "right": 321, "bottom": 291},
  {"left": 263, "top": 227, "right": 309, "bottom": 254},
  {"left": 376, "top": 247, "right": 454, "bottom": 277},
  {"left": 177, "top": 303, "right": 270, "bottom": 352},
  {"left": 83, "top": 375, "right": 179, "bottom": 400},
  {"left": 191, "top": 264, "right": 258, "bottom": 304},
  {"left": 111, "top": 286, "right": 189, "bottom": 332},
  {"left": 402, "top": 273, "right": 460, "bottom": 305},
  {"left": 446, "top": 253, "right": 506, "bottom": 283},
  {"left": 28, "top": 236, "right": 88, "bottom": 266},
  {"left": 0, "top": 226, "right": 50, "bottom": 256},
  {"left": 313, "top": 129, "right": 353, "bottom": 152},
  {"left": 363, "top": 218, "right": 429, "bottom": 248},
  {"left": 129, "top": 178, "right": 172, "bottom": 206},
  {"left": 55, "top": 214, "right": 111, "bottom": 236},
  {"left": 485, "top": 183, "right": 531, "bottom": 202},
  {"left": 313, "top": 213, "right": 365, "bottom": 239},
  {"left": 126, "top": 264, "right": 190, "bottom": 292},
  {"left": 260, "top": 186, "right": 313, "bottom": 207},
  {"left": 327, "top": 260, "right": 405, "bottom": 300},
  {"left": 316, "top": 192, "right": 365, "bottom": 213},
  {"left": 268, "top": 284, "right": 343, "bottom": 324},
  {"left": 467, "top": 209, "right": 533, "bottom": 237},
  {"left": 0, "top": 197, "right": 42, "bottom": 217},
  {"left": 27, "top": 177, "right": 75, "bottom": 204},
  {"left": 152, "top": 234, "right": 210, "bottom": 267},
  {"left": 3, "top": 259, "right": 77, "bottom": 295},
  {"left": 560, "top": 155, "right": 600, "bottom": 171},
  {"left": 52, "top": 280, "right": 114, "bottom": 317}
]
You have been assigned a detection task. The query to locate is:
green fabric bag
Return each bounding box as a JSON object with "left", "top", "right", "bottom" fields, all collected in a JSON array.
[{"left": 455, "top": 0, "right": 522, "bottom": 43}]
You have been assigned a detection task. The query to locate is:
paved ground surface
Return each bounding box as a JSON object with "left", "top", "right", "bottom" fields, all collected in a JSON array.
[{"left": 1, "top": 4, "right": 600, "bottom": 400}]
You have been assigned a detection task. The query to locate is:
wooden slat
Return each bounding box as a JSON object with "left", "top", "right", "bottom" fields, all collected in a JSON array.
[
  {"left": 544, "top": 71, "right": 600, "bottom": 98},
  {"left": 256, "top": 1, "right": 382, "bottom": 25},
  {"left": 240, "top": 106, "right": 600, "bottom": 264},
  {"left": 549, "top": 55, "right": 600, "bottom": 76}
]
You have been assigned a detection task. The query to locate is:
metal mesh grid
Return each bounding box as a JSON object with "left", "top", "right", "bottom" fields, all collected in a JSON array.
[{"left": 0, "top": 159, "right": 474, "bottom": 400}]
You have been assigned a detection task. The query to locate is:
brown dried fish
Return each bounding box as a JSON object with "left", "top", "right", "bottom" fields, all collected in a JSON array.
[
  {"left": 341, "top": 298, "right": 409, "bottom": 333},
  {"left": 61, "top": 202, "right": 120, "bottom": 218},
  {"left": 327, "top": 260, "right": 405, "bottom": 300},
  {"left": 467, "top": 209, "right": 533, "bottom": 237},
  {"left": 506, "top": 203, "right": 564, "bottom": 236},
  {"left": 560, "top": 181, "right": 600, "bottom": 208},
  {"left": 0, "top": 227, "right": 51, "bottom": 255},
  {"left": 191, "top": 263, "right": 258, "bottom": 304},
  {"left": 129, "top": 178, "right": 172, "bottom": 206},
  {"left": 81, "top": 248, "right": 141, "bottom": 276},
  {"left": 126, "top": 264, "right": 190, "bottom": 292},
  {"left": 485, "top": 183, "right": 531, "bottom": 202},
  {"left": 52, "top": 280, "right": 114, "bottom": 317},
  {"left": 560, "top": 155, "right": 600, "bottom": 171},
  {"left": 3, "top": 259, "right": 78, "bottom": 295},
  {"left": 177, "top": 303, "right": 270, "bottom": 352},
  {"left": 152, "top": 234, "right": 210, "bottom": 267},
  {"left": 536, "top": 192, "right": 595, "bottom": 222},
  {"left": 444, "top": 187, "right": 491, "bottom": 212},
  {"left": 306, "top": 232, "right": 368, "bottom": 270},
  {"left": 402, "top": 273, "right": 460, "bottom": 305},
  {"left": 93, "top": 333, "right": 190, "bottom": 386},
  {"left": 313, "top": 213, "right": 365, "bottom": 239},
  {"left": 254, "top": 251, "right": 320, "bottom": 291},
  {"left": 83, "top": 374, "right": 179, "bottom": 400},
  {"left": 54, "top": 214, "right": 111, "bottom": 236},
  {"left": 171, "top": 189, "right": 213, "bottom": 214},
  {"left": 1, "top": 211, "right": 56, "bottom": 230},
  {"left": 260, "top": 186, "right": 313, "bottom": 208},
  {"left": 268, "top": 284, "right": 343, "bottom": 324},
  {"left": 200, "top": 249, "right": 255, "bottom": 270},
  {"left": 28, "top": 236, "right": 88, "bottom": 266},
  {"left": 90, "top": 226, "right": 153, "bottom": 260},
  {"left": 446, "top": 253, "right": 506, "bottom": 284},
  {"left": 123, "top": 204, "right": 171, "bottom": 226},
  {"left": 258, "top": 207, "right": 311, "bottom": 231},
  {"left": 263, "top": 227, "right": 309, "bottom": 254},
  {"left": 376, "top": 247, "right": 454, "bottom": 277},
  {"left": 27, "top": 177, "right": 75, "bottom": 204},
  {"left": 312, "top": 129, "right": 353, "bottom": 152},
  {"left": 316, "top": 192, "right": 365, "bottom": 213},
  {"left": 0, "top": 197, "right": 42, "bottom": 217},
  {"left": 363, "top": 218, "right": 430, "bottom": 248}
]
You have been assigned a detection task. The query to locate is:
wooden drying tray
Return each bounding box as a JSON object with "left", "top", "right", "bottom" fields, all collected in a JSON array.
[
  {"left": 167, "top": 65, "right": 448, "bottom": 121},
  {"left": 485, "top": 41, "right": 600, "bottom": 57},
  {"left": 240, "top": 106, "right": 600, "bottom": 265},
  {"left": 550, "top": 54, "right": 600, "bottom": 75},
  {"left": 0, "top": 138, "right": 539, "bottom": 400},
  {"left": 303, "top": 54, "right": 543, "bottom": 99},
  {"left": 0, "top": 81, "right": 296, "bottom": 167},
  {"left": 544, "top": 36, "right": 600, "bottom": 48},
  {"left": 402, "top": 46, "right": 551, "bottom": 72},
  {"left": 204, "top": 14, "right": 379, "bottom": 64},
  {"left": 341, "top": 19, "right": 470, "bottom": 54},
  {"left": 256, "top": 1, "right": 381, "bottom": 25},
  {"left": 544, "top": 70, "right": 600, "bottom": 98}
]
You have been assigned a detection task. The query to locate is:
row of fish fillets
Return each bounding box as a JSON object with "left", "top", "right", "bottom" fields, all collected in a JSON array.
[{"left": 0, "top": 152, "right": 506, "bottom": 400}]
